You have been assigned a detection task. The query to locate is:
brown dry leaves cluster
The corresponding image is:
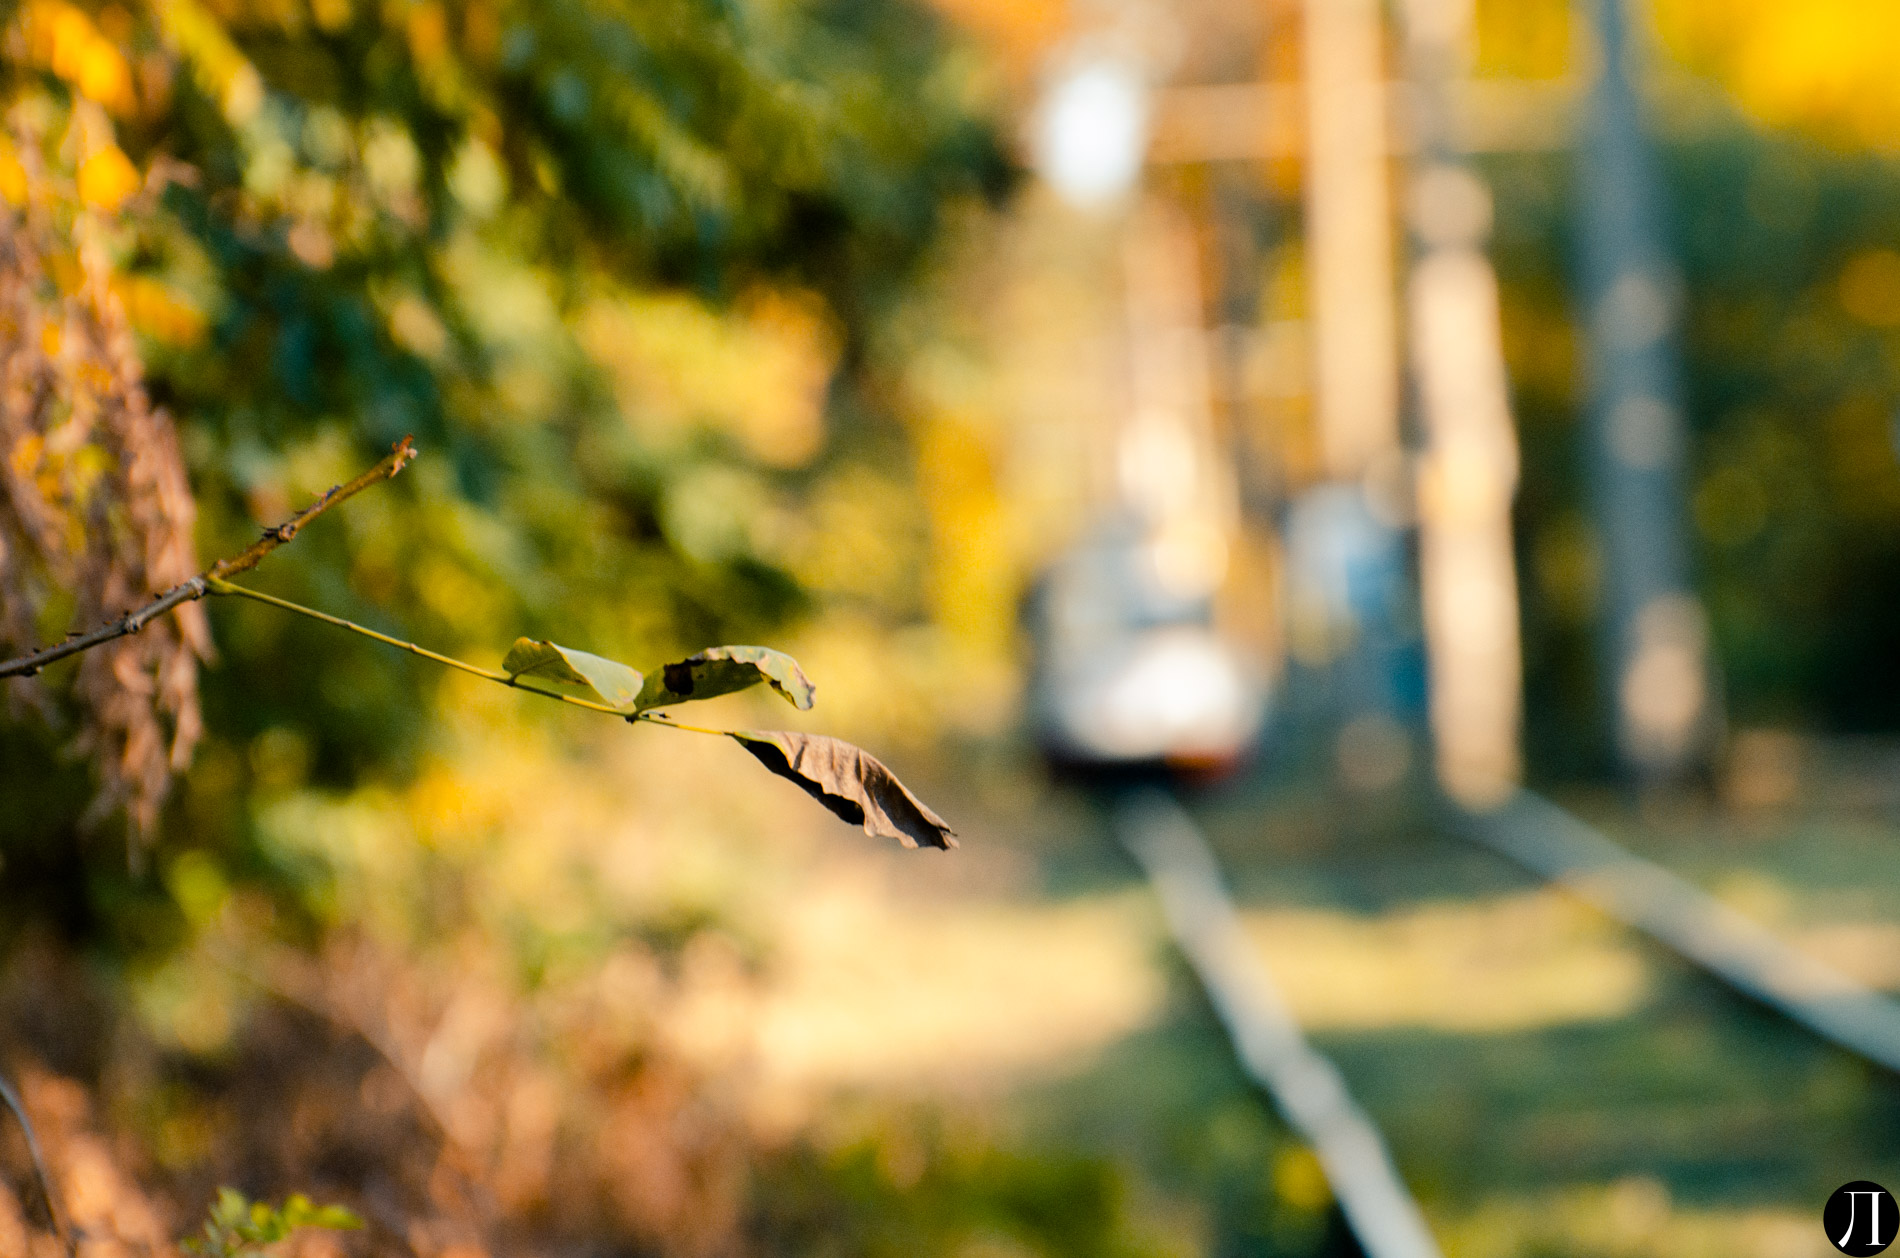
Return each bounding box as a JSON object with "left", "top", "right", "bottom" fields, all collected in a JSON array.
[
  {"left": 0, "top": 119, "right": 207, "bottom": 843},
  {"left": 0, "top": 922, "right": 761, "bottom": 1258}
]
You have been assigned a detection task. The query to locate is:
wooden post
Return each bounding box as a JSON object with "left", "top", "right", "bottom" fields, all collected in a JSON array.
[{"left": 1403, "top": 0, "right": 1525, "bottom": 806}]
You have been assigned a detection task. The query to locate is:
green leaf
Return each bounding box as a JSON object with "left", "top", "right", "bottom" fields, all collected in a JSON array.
[
  {"left": 504, "top": 638, "right": 644, "bottom": 711},
  {"left": 309, "top": 1205, "right": 364, "bottom": 1231},
  {"left": 187, "top": 1189, "right": 361, "bottom": 1258},
  {"left": 728, "top": 730, "right": 954, "bottom": 850},
  {"left": 634, "top": 645, "right": 815, "bottom": 712},
  {"left": 282, "top": 1194, "right": 363, "bottom": 1232}
]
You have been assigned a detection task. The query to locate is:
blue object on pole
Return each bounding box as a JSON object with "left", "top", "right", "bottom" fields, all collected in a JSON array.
[{"left": 1573, "top": 0, "right": 1716, "bottom": 779}]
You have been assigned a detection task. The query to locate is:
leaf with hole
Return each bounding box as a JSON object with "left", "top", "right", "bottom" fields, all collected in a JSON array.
[
  {"left": 729, "top": 730, "right": 954, "bottom": 849},
  {"left": 634, "top": 645, "right": 815, "bottom": 712},
  {"left": 503, "top": 638, "right": 644, "bottom": 711}
]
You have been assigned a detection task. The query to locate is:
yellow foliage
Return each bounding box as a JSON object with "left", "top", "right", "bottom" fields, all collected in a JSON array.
[
  {"left": 310, "top": 0, "right": 350, "bottom": 32},
  {"left": 152, "top": 0, "right": 264, "bottom": 124},
  {"left": 1655, "top": 0, "right": 1900, "bottom": 148},
  {"left": 77, "top": 144, "right": 140, "bottom": 211},
  {"left": 1839, "top": 249, "right": 1900, "bottom": 326},
  {"left": 0, "top": 137, "right": 26, "bottom": 207},
  {"left": 23, "top": 0, "right": 138, "bottom": 115},
  {"left": 116, "top": 274, "right": 209, "bottom": 346},
  {"left": 924, "top": 0, "right": 1064, "bottom": 76},
  {"left": 918, "top": 412, "right": 1011, "bottom": 655},
  {"left": 579, "top": 287, "right": 838, "bottom": 467},
  {"left": 9, "top": 433, "right": 44, "bottom": 477},
  {"left": 406, "top": 1, "right": 448, "bottom": 66},
  {"left": 1272, "top": 1149, "right": 1332, "bottom": 1213},
  {"left": 1474, "top": 0, "right": 1569, "bottom": 80}
]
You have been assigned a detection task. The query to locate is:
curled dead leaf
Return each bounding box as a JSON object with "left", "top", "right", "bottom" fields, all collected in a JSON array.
[{"left": 729, "top": 730, "right": 954, "bottom": 850}]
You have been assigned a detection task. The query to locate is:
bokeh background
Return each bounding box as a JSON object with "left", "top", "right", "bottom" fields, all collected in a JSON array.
[{"left": 4, "top": 0, "right": 1900, "bottom": 1254}]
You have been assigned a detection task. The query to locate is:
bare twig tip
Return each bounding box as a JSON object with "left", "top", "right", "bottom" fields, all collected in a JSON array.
[
  {"left": 0, "top": 439, "right": 422, "bottom": 680},
  {"left": 390, "top": 435, "right": 417, "bottom": 473}
]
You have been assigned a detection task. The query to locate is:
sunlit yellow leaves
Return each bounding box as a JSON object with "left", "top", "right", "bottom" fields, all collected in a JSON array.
[
  {"left": 461, "top": 0, "right": 499, "bottom": 64},
  {"left": 1474, "top": 0, "right": 1570, "bottom": 81},
  {"left": 1464, "top": 0, "right": 1900, "bottom": 149},
  {"left": 0, "top": 138, "right": 26, "bottom": 207},
  {"left": 309, "top": 0, "right": 350, "bottom": 33},
  {"left": 385, "top": 292, "right": 449, "bottom": 359},
  {"left": 1839, "top": 249, "right": 1900, "bottom": 326},
  {"left": 405, "top": 1, "right": 447, "bottom": 63},
  {"left": 8, "top": 433, "right": 45, "bottom": 478},
  {"left": 579, "top": 288, "right": 839, "bottom": 468},
  {"left": 1655, "top": 0, "right": 1900, "bottom": 149},
  {"left": 152, "top": 0, "right": 263, "bottom": 124},
  {"left": 925, "top": 0, "right": 1065, "bottom": 77},
  {"left": 1273, "top": 1148, "right": 1333, "bottom": 1214},
  {"left": 23, "top": 0, "right": 138, "bottom": 115},
  {"left": 77, "top": 144, "right": 140, "bottom": 211},
  {"left": 403, "top": 0, "right": 466, "bottom": 111},
  {"left": 116, "top": 274, "right": 208, "bottom": 347},
  {"left": 917, "top": 413, "right": 1010, "bottom": 655}
]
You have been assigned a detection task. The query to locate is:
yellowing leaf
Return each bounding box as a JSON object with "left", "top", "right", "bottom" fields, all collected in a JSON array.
[
  {"left": 24, "top": 0, "right": 136, "bottom": 114},
  {"left": 502, "top": 638, "right": 644, "bottom": 711},
  {"left": 77, "top": 145, "right": 139, "bottom": 211},
  {"left": 118, "top": 276, "right": 209, "bottom": 347},
  {"left": 634, "top": 644, "right": 815, "bottom": 712},
  {"left": 153, "top": 0, "right": 265, "bottom": 125},
  {"left": 75, "top": 36, "right": 134, "bottom": 112},
  {"left": 0, "top": 138, "right": 27, "bottom": 207},
  {"left": 729, "top": 730, "right": 955, "bottom": 850}
]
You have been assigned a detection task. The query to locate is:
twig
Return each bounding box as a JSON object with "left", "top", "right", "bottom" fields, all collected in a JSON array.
[
  {"left": 0, "top": 437, "right": 417, "bottom": 680},
  {"left": 0, "top": 1070, "right": 74, "bottom": 1258},
  {"left": 0, "top": 429, "right": 750, "bottom": 740}
]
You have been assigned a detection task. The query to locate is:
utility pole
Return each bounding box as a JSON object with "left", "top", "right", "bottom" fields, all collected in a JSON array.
[{"left": 1574, "top": 0, "right": 1715, "bottom": 781}]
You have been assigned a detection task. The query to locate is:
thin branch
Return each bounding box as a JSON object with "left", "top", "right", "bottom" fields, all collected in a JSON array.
[
  {"left": 204, "top": 435, "right": 417, "bottom": 582},
  {"left": 210, "top": 580, "right": 737, "bottom": 735},
  {"left": 207, "top": 579, "right": 639, "bottom": 720},
  {"left": 0, "top": 436, "right": 417, "bottom": 681}
]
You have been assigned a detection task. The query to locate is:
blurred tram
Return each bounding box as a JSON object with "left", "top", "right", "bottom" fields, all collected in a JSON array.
[{"left": 1026, "top": 510, "right": 1265, "bottom": 777}]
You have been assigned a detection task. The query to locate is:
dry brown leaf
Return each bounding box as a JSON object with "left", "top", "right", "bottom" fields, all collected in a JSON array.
[{"left": 729, "top": 730, "right": 955, "bottom": 850}]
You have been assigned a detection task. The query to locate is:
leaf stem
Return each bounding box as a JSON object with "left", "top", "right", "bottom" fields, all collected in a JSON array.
[
  {"left": 207, "top": 576, "right": 748, "bottom": 738},
  {"left": 632, "top": 712, "right": 729, "bottom": 736},
  {"left": 205, "top": 579, "right": 630, "bottom": 719}
]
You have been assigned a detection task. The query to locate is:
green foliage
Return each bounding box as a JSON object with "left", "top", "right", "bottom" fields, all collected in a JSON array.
[
  {"left": 183, "top": 1189, "right": 361, "bottom": 1258},
  {"left": 755, "top": 1133, "right": 1164, "bottom": 1258},
  {"left": 1494, "top": 113, "right": 1900, "bottom": 771},
  {"left": 0, "top": 0, "right": 1005, "bottom": 942}
]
